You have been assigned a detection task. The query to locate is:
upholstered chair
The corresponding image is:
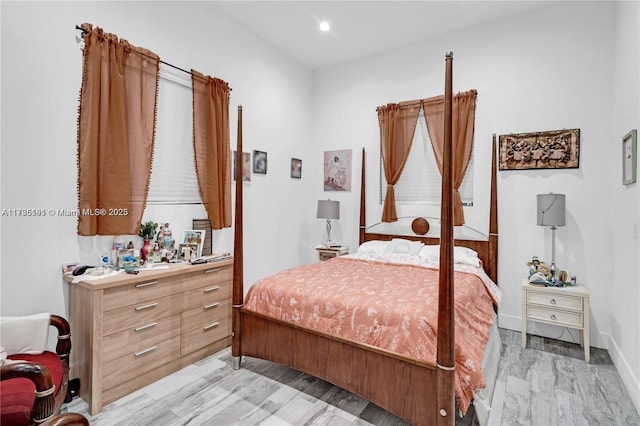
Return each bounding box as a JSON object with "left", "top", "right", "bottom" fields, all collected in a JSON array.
[{"left": 0, "top": 314, "right": 75, "bottom": 425}]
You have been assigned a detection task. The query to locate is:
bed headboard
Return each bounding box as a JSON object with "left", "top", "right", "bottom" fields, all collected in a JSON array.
[{"left": 358, "top": 135, "right": 499, "bottom": 285}]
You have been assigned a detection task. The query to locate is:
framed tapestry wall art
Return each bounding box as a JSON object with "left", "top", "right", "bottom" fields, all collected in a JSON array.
[{"left": 499, "top": 128, "right": 580, "bottom": 170}]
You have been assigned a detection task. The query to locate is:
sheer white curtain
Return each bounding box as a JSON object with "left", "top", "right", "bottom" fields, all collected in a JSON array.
[{"left": 381, "top": 108, "right": 474, "bottom": 205}]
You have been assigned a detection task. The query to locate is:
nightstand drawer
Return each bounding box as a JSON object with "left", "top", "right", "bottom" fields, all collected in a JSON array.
[
  {"left": 319, "top": 251, "right": 337, "bottom": 261},
  {"left": 526, "top": 291, "right": 583, "bottom": 311},
  {"left": 527, "top": 305, "right": 583, "bottom": 328}
]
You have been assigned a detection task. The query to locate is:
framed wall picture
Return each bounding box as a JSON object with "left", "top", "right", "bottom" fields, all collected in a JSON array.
[
  {"left": 233, "top": 151, "right": 251, "bottom": 182},
  {"left": 182, "top": 229, "right": 205, "bottom": 258},
  {"left": 499, "top": 129, "right": 580, "bottom": 170},
  {"left": 253, "top": 150, "right": 267, "bottom": 174},
  {"left": 324, "top": 149, "right": 352, "bottom": 191},
  {"left": 291, "top": 158, "right": 302, "bottom": 179},
  {"left": 623, "top": 129, "right": 637, "bottom": 185}
]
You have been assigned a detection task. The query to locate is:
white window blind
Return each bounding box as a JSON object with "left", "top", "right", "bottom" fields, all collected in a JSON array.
[
  {"left": 380, "top": 109, "right": 474, "bottom": 205},
  {"left": 147, "top": 64, "right": 201, "bottom": 205}
]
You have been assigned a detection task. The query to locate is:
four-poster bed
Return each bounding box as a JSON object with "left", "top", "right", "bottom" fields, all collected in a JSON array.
[{"left": 231, "top": 53, "right": 499, "bottom": 425}]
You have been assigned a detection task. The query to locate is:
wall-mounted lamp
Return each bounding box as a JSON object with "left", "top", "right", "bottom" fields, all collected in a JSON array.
[
  {"left": 537, "top": 193, "right": 566, "bottom": 280},
  {"left": 317, "top": 199, "right": 340, "bottom": 246}
]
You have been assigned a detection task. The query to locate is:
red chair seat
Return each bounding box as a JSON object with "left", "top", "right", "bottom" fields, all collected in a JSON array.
[{"left": 1, "top": 351, "right": 63, "bottom": 426}]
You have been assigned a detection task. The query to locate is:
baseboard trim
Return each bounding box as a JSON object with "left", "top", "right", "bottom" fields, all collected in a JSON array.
[{"left": 601, "top": 332, "right": 640, "bottom": 414}]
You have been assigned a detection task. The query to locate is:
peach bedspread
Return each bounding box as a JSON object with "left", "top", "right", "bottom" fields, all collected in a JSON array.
[{"left": 244, "top": 253, "right": 500, "bottom": 413}]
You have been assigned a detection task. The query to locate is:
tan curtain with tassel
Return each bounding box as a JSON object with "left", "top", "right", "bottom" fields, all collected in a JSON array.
[
  {"left": 192, "top": 70, "right": 231, "bottom": 229},
  {"left": 77, "top": 23, "right": 159, "bottom": 236},
  {"left": 378, "top": 103, "right": 421, "bottom": 222},
  {"left": 422, "top": 90, "right": 477, "bottom": 226}
]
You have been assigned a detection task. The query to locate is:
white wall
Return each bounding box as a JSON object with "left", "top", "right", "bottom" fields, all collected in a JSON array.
[
  {"left": 611, "top": 0, "right": 640, "bottom": 410},
  {"left": 0, "top": 1, "right": 314, "bottom": 316}
]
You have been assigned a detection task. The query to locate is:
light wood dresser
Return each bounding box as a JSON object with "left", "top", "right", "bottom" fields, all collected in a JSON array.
[{"left": 67, "top": 259, "right": 233, "bottom": 415}]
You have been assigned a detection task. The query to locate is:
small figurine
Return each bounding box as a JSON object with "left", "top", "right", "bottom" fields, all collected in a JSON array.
[
  {"left": 127, "top": 241, "right": 134, "bottom": 250},
  {"left": 527, "top": 256, "right": 541, "bottom": 277}
]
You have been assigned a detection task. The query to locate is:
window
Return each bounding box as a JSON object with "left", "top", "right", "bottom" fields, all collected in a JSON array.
[
  {"left": 380, "top": 109, "right": 474, "bottom": 205},
  {"left": 146, "top": 64, "right": 201, "bottom": 205}
]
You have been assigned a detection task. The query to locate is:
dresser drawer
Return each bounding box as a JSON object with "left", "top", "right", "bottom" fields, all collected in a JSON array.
[
  {"left": 181, "top": 315, "right": 231, "bottom": 355},
  {"left": 182, "top": 298, "right": 231, "bottom": 333},
  {"left": 181, "top": 266, "right": 233, "bottom": 292},
  {"left": 183, "top": 280, "right": 231, "bottom": 310},
  {"left": 102, "top": 335, "right": 181, "bottom": 390},
  {"left": 526, "top": 291, "right": 583, "bottom": 311},
  {"left": 526, "top": 305, "right": 583, "bottom": 328},
  {"left": 103, "top": 276, "right": 184, "bottom": 311},
  {"left": 103, "top": 294, "right": 185, "bottom": 336},
  {"left": 102, "top": 314, "right": 181, "bottom": 363}
]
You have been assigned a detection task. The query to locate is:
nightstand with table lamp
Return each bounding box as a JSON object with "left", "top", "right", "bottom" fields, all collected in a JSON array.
[
  {"left": 522, "top": 193, "right": 591, "bottom": 362},
  {"left": 315, "top": 199, "right": 349, "bottom": 261}
]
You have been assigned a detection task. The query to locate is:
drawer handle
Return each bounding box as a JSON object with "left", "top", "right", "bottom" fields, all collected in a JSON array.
[
  {"left": 135, "top": 302, "right": 158, "bottom": 311},
  {"left": 134, "top": 346, "right": 158, "bottom": 357},
  {"left": 135, "top": 281, "right": 158, "bottom": 289},
  {"left": 134, "top": 322, "right": 158, "bottom": 332},
  {"left": 205, "top": 268, "right": 221, "bottom": 274},
  {"left": 550, "top": 299, "right": 556, "bottom": 304},
  {"left": 550, "top": 314, "right": 557, "bottom": 320},
  {"left": 204, "top": 302, "right": 220, "bottom": 310},
  {"left": 204, "top": 286, "right": 220, "bottom": 293},
  {"left": 203, "top": 322, "right": 220, "bottom": 331}
]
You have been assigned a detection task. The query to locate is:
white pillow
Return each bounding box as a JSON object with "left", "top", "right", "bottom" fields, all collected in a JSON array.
[
  {"left": 454, "top": 246, "right": 481, "bottom": 267},
  {"left": 418, "top": 245, "right": 481, "bottom": 267},
  {"left": 0, "top": 313, "right": 50, "bottom": 355},
  {"left": 357, "top": 240, "right": 389, "bottom": 255},
  {"left": 384, "top": 238, "right": 424, "bottom": 256}
]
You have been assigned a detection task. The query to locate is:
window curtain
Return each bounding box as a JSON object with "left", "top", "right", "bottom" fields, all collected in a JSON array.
[
  {"left": 378, "top": 103, "right": 421, "bottom": 222},
  {"left": 422, "top": 89, "right": 477, "bottom": 226},
  {"left": 191, "top": 70, "right": 231, "bottom": 230},
  {"left": 77, "top": 23, "right": 160, "bottom": 236}
]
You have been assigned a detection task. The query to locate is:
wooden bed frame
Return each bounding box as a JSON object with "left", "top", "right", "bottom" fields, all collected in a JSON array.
[{"left": 231, "top": 53, "right": 498, "bottom": 426}]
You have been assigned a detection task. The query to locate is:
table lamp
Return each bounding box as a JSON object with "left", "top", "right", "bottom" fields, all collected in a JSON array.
[
  {"left": 537, "top": 193, "right": 566, "bottom": 281},
  {"left": 317, "top": 199, "right": 340, "bottom": 246}
]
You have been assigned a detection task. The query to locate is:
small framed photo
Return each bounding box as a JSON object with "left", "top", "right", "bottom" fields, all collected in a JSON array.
[
  {"left": 623, "top": 129, "right": 637, "bottom": 185},
  {"left": 182, "top": 229, "right": 206, "bottom": 258},
  {"left": 253, "top": 150, "right": 267, "bottom": 174},
  {"left": 178, "top": 243, "right": 199, "bottom": 262},
  {"left": 62, "top": 262, "right": 79, "bottom": 274},
  {"left": 233, "top": 151, "right": 251, "bottom": 182},
  {"left": 291, "top": 158, "right": 302, "bottom": 179}
]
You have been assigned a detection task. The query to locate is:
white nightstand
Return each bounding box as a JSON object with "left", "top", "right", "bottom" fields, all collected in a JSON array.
[
  {"left": 316, "top": 246, "right": 349, "bottom": 262},
  {"left": 521, "top": 280, "right": 590, "bottom": 362}
]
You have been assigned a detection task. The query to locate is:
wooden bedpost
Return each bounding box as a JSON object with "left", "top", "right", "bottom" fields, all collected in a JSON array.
[
  {"left": 436, "top": 51, "right": 455, "bottom": 426},
  {"left": 232, "top": 105, "right": 244, "bottom": 370},
  {"left": 359, "top": 148, "right": 366, "bottom": 245},
  {"left": 488, "top": 134, "right": 499, "bottom": 284}
]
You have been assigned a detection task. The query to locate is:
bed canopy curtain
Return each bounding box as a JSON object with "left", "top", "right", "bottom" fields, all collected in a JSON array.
[
  {"left": 422, "top": 89, "right": 477, "bottom": 226},
  {"left": 378, "top": 103, "right": 421, "bottom": 222},
  {"left": 191, "top": 70, "right": 232, "bottom": 229},
  {"left": 76, "top": 23, "right": 160, "bottom": 236}
]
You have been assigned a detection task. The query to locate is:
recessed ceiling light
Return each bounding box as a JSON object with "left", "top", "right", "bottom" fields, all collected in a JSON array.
[{"left": 319, "top": 21, "right": 330, "bottom": 32}]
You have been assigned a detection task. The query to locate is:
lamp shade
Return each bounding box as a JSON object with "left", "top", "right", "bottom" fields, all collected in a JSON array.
[
  {"left": 537, "top": 193, "right": 565, "bottom": 227},
  {"left": 317, "top": 200, "right": 340, "bottom": 220}
]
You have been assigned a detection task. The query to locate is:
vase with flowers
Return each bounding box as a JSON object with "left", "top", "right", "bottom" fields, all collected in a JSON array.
[{"left": 139, "top": 221, "right": 158, "bottom": 261}]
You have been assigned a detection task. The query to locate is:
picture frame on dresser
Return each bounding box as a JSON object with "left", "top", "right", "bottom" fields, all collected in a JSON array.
[
  {"left": 182, "top": 229, "right": 205, "bottom": 258},
  {"left": 623, "top": 129, "right": 637, "bottom": 185}
]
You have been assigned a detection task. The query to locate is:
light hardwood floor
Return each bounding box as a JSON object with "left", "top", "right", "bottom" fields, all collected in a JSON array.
[{"left": 63, "top": 329, "right": 640, "bottom": 425}]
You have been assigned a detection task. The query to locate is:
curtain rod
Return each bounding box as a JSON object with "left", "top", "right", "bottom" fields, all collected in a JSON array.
[{"left": 75, "top": 25, "right": 231, "bottom": 91}]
